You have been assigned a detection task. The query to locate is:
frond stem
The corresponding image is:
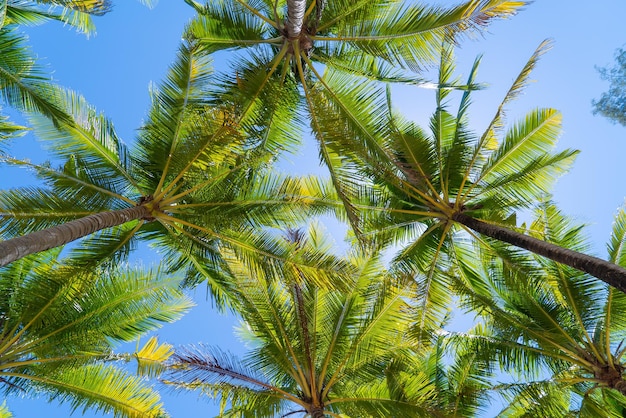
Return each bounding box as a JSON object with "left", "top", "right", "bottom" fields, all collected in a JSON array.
[
  {"left": 159, "top": 161, "right": 249, "bottom": 207},
  {"left": 233, "top": 0, "right": 279, "bottom": 28},
  {"left": 1, "top": 156, "right": 134, "bottom": 205},
  {"left": 154, "top": 44, "right": 198, "bottom": 195}
]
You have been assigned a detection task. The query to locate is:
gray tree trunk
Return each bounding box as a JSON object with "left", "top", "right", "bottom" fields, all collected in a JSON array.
[
  {"left": 452, "top": 212, "right": 626, "bottom": 293},
  {"left": 0, "top": 205, "right": 149, "bottom": 267},
  {"left": 286, "top": 0, "right": 306, "bottom": 38}
]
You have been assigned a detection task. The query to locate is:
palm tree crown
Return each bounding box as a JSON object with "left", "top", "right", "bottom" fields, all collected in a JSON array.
[
  {"left": 163, "top": 223, "right": 511, "bottom": 417},
  {"left": 337, "top": 41, "right": 626, "bottom": 295},
  {"left": 164, "top": 225, "right": 432, "bottom": 417},
  {"left": 0, "top": 37, "right": 333, "bottom": 304},
  {"left": 181, "top": 0, "right": 526, "bottom": 232},
  {"left": 0, "top": 250, "right": 192, "bottom": 417},
  {"left": 451, "top": 203, "right": 626, "bottom": 415}
]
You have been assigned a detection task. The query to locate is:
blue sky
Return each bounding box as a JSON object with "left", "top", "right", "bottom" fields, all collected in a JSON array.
[{"left": 2, "top": 0, "right": 626, "bottom": 416}]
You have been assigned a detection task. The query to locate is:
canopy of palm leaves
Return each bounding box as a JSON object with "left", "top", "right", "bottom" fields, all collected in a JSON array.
[
  {"left": 181, "top": 0, "right": 526, "bottom": 233},
  {"left": 0, "top": 249, "right": 192, "bottom": 417},
  {"left": 162, "top": 224, "right": 498, "bottom": 417},
  {"left": 333, "top": 40, "right": 626, "bottom": 300},
  {"left": 0, "top": 36, "right": 336, "bottom": 303},
  {"left": 450, "top": 203, "right": 626, "bottom": 416}
]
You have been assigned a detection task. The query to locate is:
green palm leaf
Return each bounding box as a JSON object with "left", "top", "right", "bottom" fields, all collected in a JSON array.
[
  {"left": 0, "top": 112, "right": 25, "bottom": 149},
  {"left": 0, "top": 27, "right": 72, "bottom": 125},
  {"left": 24, "top": 363, "right": 164, "bottom": 418},
  {"left": 0, "top": 401, "right": 11, "bottom": 418}
]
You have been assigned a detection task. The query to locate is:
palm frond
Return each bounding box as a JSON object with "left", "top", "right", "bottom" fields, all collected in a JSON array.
[
  {"left": 0, "top": 112, "right": 26, "bottom": 148},
  {"left": 479, "top": 108, "right": 563, "bottom": 186},
  {"left": 0, "top": 27, "right": 73, "bottom": 124},
  {"left": 482, "top": 39, "right": 552, "bottom": 139},
  {"left": 316, "top": 0, "right": 525, "bottom": 71},
  {"left": 134, "top": 336, "right": 174, "bottom": 378},
  {"left": 133, "top": 41, "right": 215, "bottom": 191},
  {"left": 495, "top": 380, "right": 573, "bottom": 418},
  {"left": 313, "top": 45, "right": 426, "bottom": 85},
  {"left": 603, "top": 207, "right": 626, "bottom": 341},
  {"left": 5, "top": 1, "right": 105, "bottom": 34},
  {"left": 0, "top": 401, "right": 11, "bottom": 418},
  {"left": 27, "top": 90, "right": 136, "bottom": 190},
  {"left": 186, "top": 0, "right": 274, "bottom": 53},
  {"left": 27, "top": 363, "right": 166, "bottom": 418},
  {"left": 0, "top": 186, "right": 112, "bottom": 236},
  {"left": 62, "top": 221, "right": 143, "bottom": 268},
  {"left": 166, "top": 344, "right": 298, "bottom": 403}
]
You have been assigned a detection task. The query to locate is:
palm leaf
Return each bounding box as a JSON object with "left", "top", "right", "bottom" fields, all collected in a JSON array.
[
  {"left": 0, "top": 27, "right": 72, "bottom": 124},
  {"left": 134, "top": 336, "right": 174, "bottom": 378},
  {"left": 27, "top": 363, "right": 165, "bottom": 418},
  {"left": 316, "top": 0, "right": 525, "bottom": 71},
  {"left": 27, "top": 90, "right": 136, "bottom": 190},
  {"left": 0, "top": 401, "right": 11, "bottom": 418},
  {"left": 186, "top": 0, "right": 273, "bottom": 53}
]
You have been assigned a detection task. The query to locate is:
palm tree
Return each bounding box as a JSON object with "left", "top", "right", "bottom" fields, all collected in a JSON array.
[
  {"left": 163, "top": 225, "right": 420, "bottom": 416},
  {"left": 0, "top": 248, "right": 193, "bottom": 417},
  {"left": 180, "top": 0, "right": 526, "bottom": 233},
  {"left": 0, "top": 38, "right": 332, "bottom": 301},
  {"left": 450, "top": 202, "right": 626, "bottom": 416},
  {"left": 163, "top": 225, "right": 497, "bottom": 417},
  {"left": 338, "top": 40, "right": 626, "bottom": 294}
]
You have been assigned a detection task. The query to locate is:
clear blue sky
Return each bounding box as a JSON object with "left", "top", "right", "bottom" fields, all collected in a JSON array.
[{"left": 2, "top": 1, "right": 626, "bottom": 416}]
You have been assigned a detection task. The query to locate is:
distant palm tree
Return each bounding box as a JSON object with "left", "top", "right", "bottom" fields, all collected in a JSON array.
[
  {"left": 163, "top": 225, "right": 494, "bottom": 417},
  {"left": 451, "top": 203, "right": 626, "bottom": 416},
  {"left": 340, "top": 41, "right": 626, "bottom": 296},
  {"left": 0, "top": 249, "right": 192, "bottom": 417},
  {"left": 181, "top": 0, "right": 526, "bottom": 232}
]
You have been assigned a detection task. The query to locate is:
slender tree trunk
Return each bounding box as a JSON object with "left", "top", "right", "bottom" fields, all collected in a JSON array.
[
  {"left": 286, "top": 0, "right": 306, "bottom": 39},
  {"left": 0, "top": 205, "right": 149, "bottom": 267},
  {"left": 452, "top": 212, "right": 626, "bottom": 293}
]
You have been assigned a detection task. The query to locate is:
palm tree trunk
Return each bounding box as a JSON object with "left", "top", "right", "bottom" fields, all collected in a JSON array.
[
  {"left": 0, "top": 205, "right": 149, "bottom": 267},
  {"left": 452, "top": 212, "right": 626, "bottom": 293},
  {"left": 286, "top": 0, "right": 306, "bottom": 39},
  {"left": 309, "top": 406, "right": 325, "bottom": 418}
]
